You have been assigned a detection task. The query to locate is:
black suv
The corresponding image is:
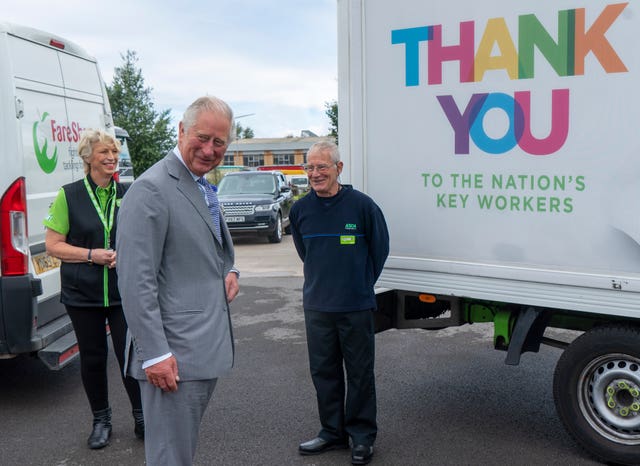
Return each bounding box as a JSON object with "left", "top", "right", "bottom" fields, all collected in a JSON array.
[{"left": 217, "top": 171, "right": 293, "bottom": 243}]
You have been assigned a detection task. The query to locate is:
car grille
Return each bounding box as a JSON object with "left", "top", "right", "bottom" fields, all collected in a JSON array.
[{"left": 222, "top": 204, "right": 255, "bottom": 215}]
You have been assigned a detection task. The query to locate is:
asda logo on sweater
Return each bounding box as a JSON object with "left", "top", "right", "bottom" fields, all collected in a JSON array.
[{"left": 345, "top": 223, "right": 357, "bottom": 230}]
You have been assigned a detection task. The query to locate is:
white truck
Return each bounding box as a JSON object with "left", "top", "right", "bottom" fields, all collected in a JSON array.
[
  {"left": 0, "top": 22, "right": 115, "bottom": 369},
  {"left": 338, "top": 1, "right": 640, "bottom": 464}
]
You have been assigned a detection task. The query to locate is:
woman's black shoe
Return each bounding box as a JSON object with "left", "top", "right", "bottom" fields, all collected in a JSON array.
[
  {"left": 132, "top": 408, "right": 145, "bottom": 440},
  {"left": 87, "top": 407, "right": 112, "bottom": 449}
]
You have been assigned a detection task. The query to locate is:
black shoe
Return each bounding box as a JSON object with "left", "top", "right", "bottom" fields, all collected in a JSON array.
[
  {"left": 132, "top": 408, "right": 144, "bottom": 440},
  {"left": 298, "top": 437, "right": 349, "bottom": 456},
  {"left": 351, "top": 444, "right": 374, "bottom": 465},
  {"left": 87, "top": 408, "right": 112, "bottom": 449}
]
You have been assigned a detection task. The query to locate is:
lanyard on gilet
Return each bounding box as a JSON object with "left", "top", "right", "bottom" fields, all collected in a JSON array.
[{"left": 83, "top": 176, "right": 116, "bottom": 249}]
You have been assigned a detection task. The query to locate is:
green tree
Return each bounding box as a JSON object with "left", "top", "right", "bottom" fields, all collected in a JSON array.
[
  {"left": 107, "top": 50, "right": 176, "bottom": 177},
  {"left": 325, "top": 100, "right": 338, "bottom": 143},
  {"left": 235, "top": 122, "right": 255, "bottom": 139}
]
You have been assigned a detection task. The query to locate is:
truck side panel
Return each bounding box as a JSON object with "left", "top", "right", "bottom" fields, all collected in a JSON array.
[{"left": 339, "top": 0, "right": 640, "bottom": 316}]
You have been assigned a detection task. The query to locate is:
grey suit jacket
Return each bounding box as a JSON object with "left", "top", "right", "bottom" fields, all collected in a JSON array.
[{"left": 116, "top": 152, "right": 234, "bottom": 381}]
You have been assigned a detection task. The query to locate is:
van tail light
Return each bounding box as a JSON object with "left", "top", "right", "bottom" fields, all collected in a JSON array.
[
  {"left": 49, "top": 39, "right": 65, "bottom": 50},
  {"left": 0, "top": 177, "right": 29, "bottom": 276}
]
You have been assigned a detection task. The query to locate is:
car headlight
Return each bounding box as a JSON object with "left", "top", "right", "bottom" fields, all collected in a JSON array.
[{"left": 255, "top": 203, "right": 277, "bottom": 212}]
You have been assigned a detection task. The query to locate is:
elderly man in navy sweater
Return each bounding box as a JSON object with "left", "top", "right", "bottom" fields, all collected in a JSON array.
[{"left": 290, "top": 141, "right": 389, "bottom": 465}]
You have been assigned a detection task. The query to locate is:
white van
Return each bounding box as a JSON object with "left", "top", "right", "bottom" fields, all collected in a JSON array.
[
  {"left": 115, "top": 126, "right": 134, "bottom": 184},
  {"left": 0, "top": 22, "right": 114, "bottom": 369},
  {"left": 287, "top": 174, "right": 309, "bottom": 193}
]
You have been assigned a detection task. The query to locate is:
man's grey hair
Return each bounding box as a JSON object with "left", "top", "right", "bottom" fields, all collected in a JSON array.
[
  {"left": 182, "top": 96, "right": 235, "bottom": 143},
  {"left": 307, "top": 140, "right": 340, "bottom": 164}
]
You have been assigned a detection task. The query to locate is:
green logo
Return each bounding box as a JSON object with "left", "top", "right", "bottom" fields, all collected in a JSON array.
[
  {"left": 33, "top": 112, "right": 58, "bottom": 174},
  {"left": 345, "top": 223, "right": 357, "bottom": 230},
  {"left": 340, "top": 235, "right": 356, "bottom": 245}
]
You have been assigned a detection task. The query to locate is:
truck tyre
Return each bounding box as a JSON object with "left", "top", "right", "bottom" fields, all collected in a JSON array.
[
  {"left": 268, "top": 213, "right": 283, "bottom": 243},
  {"left": 553, "top": 326, "right": 640, "bottom": 465}
]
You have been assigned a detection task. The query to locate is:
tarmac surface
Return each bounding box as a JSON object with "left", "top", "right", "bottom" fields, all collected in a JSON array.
[{"left": 0, "top": 235, "right": 601, "bottom": 465}]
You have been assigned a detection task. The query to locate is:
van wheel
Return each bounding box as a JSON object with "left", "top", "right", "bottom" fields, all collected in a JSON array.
[
  {"left": 553, "top": 326, "right": 640, "bottom": 465},
  {"left": 268, "top": 213, "right": 283, "bottom": 243}
]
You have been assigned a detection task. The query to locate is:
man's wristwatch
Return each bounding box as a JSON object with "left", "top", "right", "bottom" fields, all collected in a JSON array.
[{"left": 87, "top": 249, "right": 93, "bottom": 264}]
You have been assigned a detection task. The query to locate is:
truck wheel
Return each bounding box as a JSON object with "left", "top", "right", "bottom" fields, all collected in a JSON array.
[
  {"left": 553, "top": 326, "right": 640, "bottom": 465},
  {"left": 268, "top": 213, "right": 283, "bottom": 243}
]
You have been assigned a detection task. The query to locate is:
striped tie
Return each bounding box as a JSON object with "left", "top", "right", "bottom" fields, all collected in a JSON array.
[{"left": 197, "top": 177, "right": 222, "bottom": 241}]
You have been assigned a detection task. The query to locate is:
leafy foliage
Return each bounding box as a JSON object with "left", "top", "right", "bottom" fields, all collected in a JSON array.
[
  {"left": 235, "top": 122, "right": 255, "bottom": 139},
  {"left": 107, "top": 50, "right": 176, "bottom": 177},
  {"left": 325, "top": 100, "right": 338, "bottom": 143}
]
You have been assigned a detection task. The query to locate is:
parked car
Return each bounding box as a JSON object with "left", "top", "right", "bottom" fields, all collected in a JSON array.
[
  {"left": 287, "top": 174, "right": 309, "bottom": 194},
  {"left": 217, "top": 171, "right": 293, "bottom": 243}
]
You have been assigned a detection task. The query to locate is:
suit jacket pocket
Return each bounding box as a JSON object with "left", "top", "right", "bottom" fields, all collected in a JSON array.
[
  {"left": 162, "top": 307, "right": 224, "bottom": 371},
  {"left": 162, "top": 309, "right": 206, "bottom": 340}
]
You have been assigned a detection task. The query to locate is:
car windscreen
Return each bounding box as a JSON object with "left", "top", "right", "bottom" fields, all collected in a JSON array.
[{"left": 218, "top": 175, "right": 277, "bottom": 195}]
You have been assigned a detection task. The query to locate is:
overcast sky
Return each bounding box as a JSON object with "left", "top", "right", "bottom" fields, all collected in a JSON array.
[{"left": 4, "top": 0, "right": 338, "bottom": 138}]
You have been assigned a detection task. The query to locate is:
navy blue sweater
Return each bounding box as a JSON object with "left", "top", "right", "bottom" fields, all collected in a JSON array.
[{"left": 290, "top": 185, "right": 389, "bottom": 312}]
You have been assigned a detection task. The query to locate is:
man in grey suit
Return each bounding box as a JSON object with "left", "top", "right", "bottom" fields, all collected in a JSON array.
[{"left": 116, "top": 95, "right": 239, "bottom": 466}]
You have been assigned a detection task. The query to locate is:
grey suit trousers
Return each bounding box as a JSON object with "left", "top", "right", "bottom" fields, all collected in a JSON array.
[{"left": 140, "top": 378, "right": 218, "bottom": 466}]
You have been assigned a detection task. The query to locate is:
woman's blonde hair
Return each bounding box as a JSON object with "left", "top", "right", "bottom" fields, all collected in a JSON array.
[{"left": 77, "top": 129, "right": 121, "bottom": 174}]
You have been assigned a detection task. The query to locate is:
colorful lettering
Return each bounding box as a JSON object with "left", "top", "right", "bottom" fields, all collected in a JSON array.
[
  {"left": 437, "top": 89, "right": 569, "bottom": 155},
  {"left": 391, "top": 3, "right": 628, "bottom": 85},
  {"left": 390, "top": 4, "right": 626, "bottom": 156}
]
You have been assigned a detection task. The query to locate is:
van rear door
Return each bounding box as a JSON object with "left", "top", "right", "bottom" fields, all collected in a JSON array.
[
  {"left": 8, "top": 31, "right": 112, "bottom": 316},
  {"left": 0, "top": 24, "right": 113, "bottom": 368}
]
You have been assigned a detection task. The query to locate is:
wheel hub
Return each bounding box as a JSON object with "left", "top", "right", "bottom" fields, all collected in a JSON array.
[
  {"left": 605, "top": 379, "right": 640, "bottom": 418},
  {"left": 582, "top": 356, "right": 640, "bottom": 442}
]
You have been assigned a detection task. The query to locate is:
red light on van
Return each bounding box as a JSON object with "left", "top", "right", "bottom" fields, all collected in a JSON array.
[
  {"left": 0, "top": 177, "right": 29, "bottom": 276},
  {"left": 49, "top": 39, "right": 65, "bottom": 50}
]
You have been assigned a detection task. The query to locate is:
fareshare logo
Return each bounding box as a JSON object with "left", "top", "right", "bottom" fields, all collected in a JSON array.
[
  {"left": 33, "top": 112, "right": 58, "bottom": 174},
  {"left": 32, "top": 112, "right": 84, "bottom": 173}
]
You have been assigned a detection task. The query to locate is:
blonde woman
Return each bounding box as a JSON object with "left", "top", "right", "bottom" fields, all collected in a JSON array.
[{"left": 44, "top": 129, "right": 143, "bottom": 449}]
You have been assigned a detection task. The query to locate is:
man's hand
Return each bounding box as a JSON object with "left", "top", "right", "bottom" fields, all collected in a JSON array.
[
  {"left": 225, "top": 272, "right": 240, "bottom": 302},
  {"left": 145, "top": 356, "right": 180, "bottom": 392}
]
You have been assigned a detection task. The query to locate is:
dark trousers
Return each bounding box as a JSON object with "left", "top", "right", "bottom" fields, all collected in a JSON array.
[
  {"left": 304, "top": 309, "right": 377, "bottom": 446},
  {"left": 66, "top": 305, "right": 142, "bottom": 413}
]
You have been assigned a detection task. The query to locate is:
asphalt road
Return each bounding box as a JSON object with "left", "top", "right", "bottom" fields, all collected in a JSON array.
[{"left": 0, "top": 236, "right": 601, "bottom": 465}]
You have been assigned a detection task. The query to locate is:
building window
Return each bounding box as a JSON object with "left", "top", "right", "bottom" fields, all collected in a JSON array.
[
  {"left": 273, "top": 153, "right": 294, "bottom": 165},
  {"left": 223, "top": 153, "right": 235, "bottom": 165},
  {"left": 243, "top": 154, "right": 264, "bottom": 167}
]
